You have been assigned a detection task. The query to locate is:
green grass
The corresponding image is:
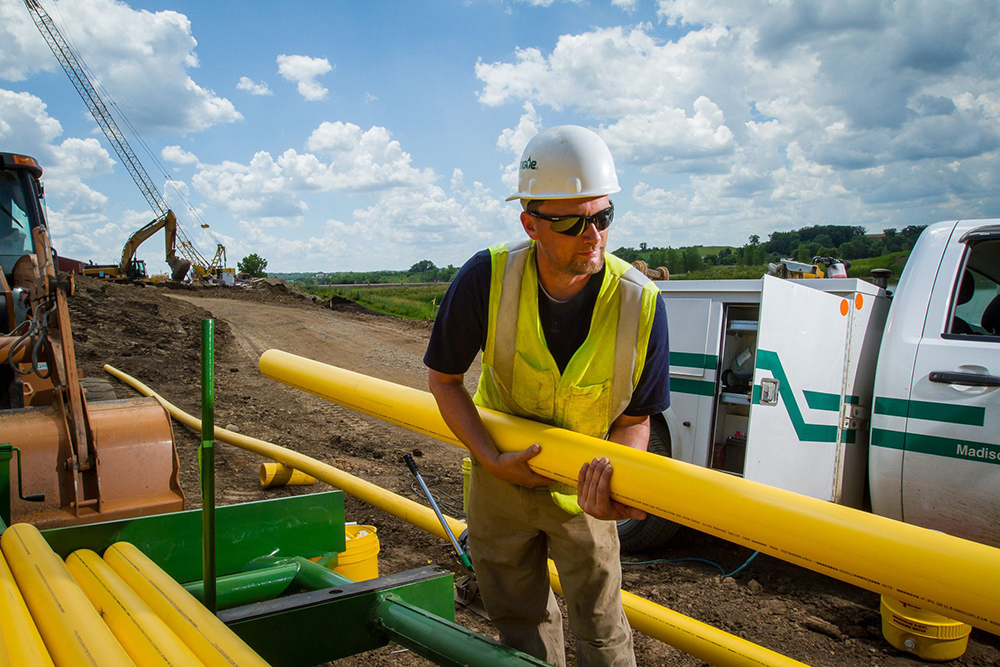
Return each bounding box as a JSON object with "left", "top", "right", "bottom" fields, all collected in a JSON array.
[
  {"left": 315, "top": 284, "right": 450, "bottom": 320},
  {"left": 845, "top": 251, "right": 910, "bottom": 282}
]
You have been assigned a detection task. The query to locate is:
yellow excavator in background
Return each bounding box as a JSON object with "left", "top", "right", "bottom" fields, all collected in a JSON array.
[
  {"left": 0, "top": 151, "right": 184, "bottom": 528},
  {"left": 82, "top": 210, "right": 191, "bottom": 282}
]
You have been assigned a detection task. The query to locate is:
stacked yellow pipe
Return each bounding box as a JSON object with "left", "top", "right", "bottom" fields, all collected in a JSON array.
[
  {"left": 0, "top": 550, "right": 52, "bottom": 666},
  {"left": 65, "top": 549, "right": 204, "bottom": 667},
  {"left": 0, "top": 523, "right": 135, "bottom": 666},
  {"left": 104, "top": 542, "right": 269, "bottom": 667},
  {"left": 105, "top": 363, "right": 811, "bottom": 667},
  {"left": 253, "top": 349, "right": 1000, "bottom": 634}
]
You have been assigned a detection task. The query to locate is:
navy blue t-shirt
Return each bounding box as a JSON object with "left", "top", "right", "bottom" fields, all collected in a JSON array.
[{"left": 423, "top": 249, "right": 670, "bottom": 417}]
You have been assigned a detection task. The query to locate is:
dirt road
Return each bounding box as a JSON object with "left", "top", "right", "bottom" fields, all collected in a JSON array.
[{"left": 68, "top": 279, "right": 999, "bottom": 667}]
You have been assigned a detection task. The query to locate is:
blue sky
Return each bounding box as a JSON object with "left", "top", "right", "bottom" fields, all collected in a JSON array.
[{"left": 2, "top": 0, "right": 999, "bottom": 273}]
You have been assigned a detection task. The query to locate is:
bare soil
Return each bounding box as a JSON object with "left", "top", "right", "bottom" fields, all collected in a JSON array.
[{"left": 67, "top": 277, "right": 1000, "bottom": 667}]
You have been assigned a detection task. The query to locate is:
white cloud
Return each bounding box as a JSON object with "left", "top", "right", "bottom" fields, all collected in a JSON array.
[
  {"left": 191, "top": 122, "right": 437, "bottom": 224},
  {"left": 162, "top": 145, "right": 200, "bottom": 165},
  {"left": 277, "top": 54, "right": 333, "bottom": 101},
  {"left": 496, "top": 103, "right": 543, "bottom": 192},
  {"left": 0, "top": 89, "right": 119, "bottom": 259},
  {"left": 192, "top": 153, "right": 308, "bottom": 221},
  {"left": 236, "top": 76, "right": 273, "bottom": 96},
  {"left": 475, "top": 4, "right": 1000, "bottom": 247},
  {"left": 612, "top": 0, "right": 638, "bottom": 12},
  {"left": 1, "top": 0, "right": 241, "bottom": 135}
]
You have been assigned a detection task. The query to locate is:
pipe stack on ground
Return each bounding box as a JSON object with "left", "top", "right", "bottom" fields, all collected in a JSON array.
[
  {"left": 252, "top": 349, "right": 1000, "bottom": 634},
  {"left": 1, "top": 523, "right": 136, "bottom": 666},
  {"left": 0, "top": 521, "right": 268, "bottom": 667}
]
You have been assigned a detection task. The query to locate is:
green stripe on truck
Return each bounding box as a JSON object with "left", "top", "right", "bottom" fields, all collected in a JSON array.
[
  {"left": 874, "top": 397, "right": 985, "bottom": 426},
  {"left": 872, "top": 428, "right": 1000, "bottom": 465}
]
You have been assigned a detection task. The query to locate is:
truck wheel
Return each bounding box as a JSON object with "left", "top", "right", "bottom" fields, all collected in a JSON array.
[
  {"left": 80, "top": 377, "right": 117, "bottom": 402},
  {"left": 617, "top": 418, "right": 680, "bottom": 553}
]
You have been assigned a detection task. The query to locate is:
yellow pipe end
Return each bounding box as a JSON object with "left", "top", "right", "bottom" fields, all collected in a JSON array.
[{"left": 260, "top": 462, "right": 316, "bottom": 488}]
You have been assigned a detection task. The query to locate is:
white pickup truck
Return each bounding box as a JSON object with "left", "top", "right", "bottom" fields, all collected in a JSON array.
[{"left": 619, "top": 219, "right": 1000, "bottom": 552}]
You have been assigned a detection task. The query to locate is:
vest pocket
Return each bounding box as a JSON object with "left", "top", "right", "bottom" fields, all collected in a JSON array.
[
  {"left": 511, "top": 350, "right": 557, "bottom": 421},
  {"left": 563, "top": 381, "right": 613, "bottom": 438}
]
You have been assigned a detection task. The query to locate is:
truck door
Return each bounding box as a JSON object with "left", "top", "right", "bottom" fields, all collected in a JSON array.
[
  {"left": 744, "top": 276, "right": 854, "bottom": 501},
  {"left": 903, "top": 224, "right": 1000, "bottom": 546}
]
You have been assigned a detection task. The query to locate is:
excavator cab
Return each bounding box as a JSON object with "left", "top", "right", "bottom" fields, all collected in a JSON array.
[
  {"left": 0, "top": 152, "right": 184, "bottom": 529},
  {"left": 0, "top": 154, "right": 40, "bottom": 280}
]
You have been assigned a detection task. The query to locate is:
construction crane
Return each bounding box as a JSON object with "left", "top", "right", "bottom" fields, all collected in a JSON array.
[{"left": 23, "top": 0, "right": 228, "bottom": 282}]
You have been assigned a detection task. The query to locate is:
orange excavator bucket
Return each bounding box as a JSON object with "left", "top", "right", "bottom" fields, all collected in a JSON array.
[{"left": 0, "top": 397, "right": 184, "bottom": 529}]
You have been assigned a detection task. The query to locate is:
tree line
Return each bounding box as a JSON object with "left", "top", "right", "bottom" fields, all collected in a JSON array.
[
  {"left": 279, "top": 259, "right": 460, "bottom": 286},
  {"left": 611, "top": 224, "right": 927, "bottom": 274}
]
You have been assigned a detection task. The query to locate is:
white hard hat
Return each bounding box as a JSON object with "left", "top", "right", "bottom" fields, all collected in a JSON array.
[{"left": 506, "top": 125, "right": 620, "bottom": 202}]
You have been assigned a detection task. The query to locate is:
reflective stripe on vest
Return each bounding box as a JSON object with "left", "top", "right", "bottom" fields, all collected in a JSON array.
[{"left": 475, "top": 239, "right": 657, "bottom": 437}]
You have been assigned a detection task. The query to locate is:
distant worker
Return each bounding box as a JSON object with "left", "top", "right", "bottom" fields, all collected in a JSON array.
[{"left": 424, "top": 125, "right": 670, "bottom": 666}]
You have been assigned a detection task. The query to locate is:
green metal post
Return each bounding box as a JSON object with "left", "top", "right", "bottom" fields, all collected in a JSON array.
[
  {"left": 201, "top": 318, "right": 217, "bottom": 613},
  {"left": 0, "top": 444, "right": 11, "bottom": 528}
]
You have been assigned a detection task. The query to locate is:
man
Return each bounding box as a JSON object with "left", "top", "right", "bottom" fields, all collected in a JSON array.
[{"left": 424, "top": 125, "right": 670, "bottom": 667}]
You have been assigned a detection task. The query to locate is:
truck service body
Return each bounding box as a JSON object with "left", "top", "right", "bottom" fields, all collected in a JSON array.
[{"left": 628, "top": 219, "right": 999, "bottom": 551}]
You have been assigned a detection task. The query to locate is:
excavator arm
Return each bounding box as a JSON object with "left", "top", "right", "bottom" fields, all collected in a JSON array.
[{"left": 117, "top": 210, "right": 190, "bottom": 282}]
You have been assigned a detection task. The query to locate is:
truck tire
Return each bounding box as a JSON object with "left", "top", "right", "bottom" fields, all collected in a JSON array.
[
  {"left": 617, "top": 418, "right": 680, "bottom": 553},
  {"left": 80, "top": 377, "right": 117, "bottom": 402}
]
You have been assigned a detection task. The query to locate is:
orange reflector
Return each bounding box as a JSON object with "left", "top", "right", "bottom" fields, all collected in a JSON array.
[{"left": 12, "top": 155, "right": 39, "bottom": 169}]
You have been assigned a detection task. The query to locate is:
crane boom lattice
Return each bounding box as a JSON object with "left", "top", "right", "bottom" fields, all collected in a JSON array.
[{"left": 23, "top": 0, "right": 223, "bottom": 277}]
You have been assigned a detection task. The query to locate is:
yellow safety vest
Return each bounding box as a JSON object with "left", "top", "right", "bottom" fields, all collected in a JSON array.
[{"left": 473, "top": 239, "right": 659, "bottom": 440}]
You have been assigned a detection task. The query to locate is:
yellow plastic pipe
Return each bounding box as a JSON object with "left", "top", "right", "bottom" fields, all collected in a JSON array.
[
  {"left": 65, "top": 549, "right": 205, "bottom": 667},
  {"left": 0, "top": 523, "right": 136, "bottom": 667},
  {"left": 260, "top": 462, "right": 316, "bottom": 488},
  {"left": 103, "top": 542, "right": 269, "bottom": 667},
  {"left": 255, "top": 349, "right": 1000, "bottom": 634},
  {"left": 105, "top": 363, "right": 811, "bottom": 667},
  {"left": 0, "top": 549, "right": 53, "bottom": 667}
]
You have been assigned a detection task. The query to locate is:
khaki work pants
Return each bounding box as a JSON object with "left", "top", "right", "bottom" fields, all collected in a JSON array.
[{"left": 468, "top": 460, "right": 636, "bottom": 667}]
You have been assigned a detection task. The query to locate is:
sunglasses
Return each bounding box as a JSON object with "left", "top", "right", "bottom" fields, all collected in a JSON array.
[{"left": 530, "top": 203, "right": 614, "bottom": 237}]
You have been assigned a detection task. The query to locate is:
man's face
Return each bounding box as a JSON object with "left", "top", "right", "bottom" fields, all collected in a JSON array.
[{"left": 521, "top": 195, "right": 610, "bottom": 278}]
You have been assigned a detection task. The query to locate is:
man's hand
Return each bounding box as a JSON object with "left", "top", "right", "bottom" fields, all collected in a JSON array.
[
  {"left": 577, "top": 457, "right": 647, "bottom": 521},
  {"left": 486, "top": 444, "right": 553, "bottom": 488}
]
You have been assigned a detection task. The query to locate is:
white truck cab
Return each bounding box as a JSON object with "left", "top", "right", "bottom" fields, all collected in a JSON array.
[{"left": 620, "top": 220, "right": 1000, "bottom": 552}]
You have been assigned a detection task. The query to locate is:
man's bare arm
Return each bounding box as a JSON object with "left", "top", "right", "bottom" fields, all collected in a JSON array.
[
  {"left": 428, "top": 369, "right": 552, "bottom": 488},
  {"left": 576, "top": 413, "right": 650, "bottom": 521}
]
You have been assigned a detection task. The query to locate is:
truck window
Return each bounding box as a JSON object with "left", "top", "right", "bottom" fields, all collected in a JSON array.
[{"left": 949, "top": 240, "right": 1000, "bottom": 337}]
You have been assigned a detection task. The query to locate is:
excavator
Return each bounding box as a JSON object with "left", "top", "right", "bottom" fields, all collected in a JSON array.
[
  {"left": 0, "top": 151, "right": 184, "bottom": 528},
  {"left": 82, "top": 210, "right": 191, "bottom": 282}
]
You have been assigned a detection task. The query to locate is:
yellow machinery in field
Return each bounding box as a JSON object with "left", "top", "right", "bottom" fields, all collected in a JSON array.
[{"left": 82, "top": 210, "right": 191, "bottom": 283}]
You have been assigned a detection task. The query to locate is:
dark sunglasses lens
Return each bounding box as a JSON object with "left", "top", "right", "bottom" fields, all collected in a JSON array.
[
  {"left": 545, "top": 205, "right": 614, "bottom": 236},
  {"left": 551, "top": 216, "right": 585, "bottom": 236}
]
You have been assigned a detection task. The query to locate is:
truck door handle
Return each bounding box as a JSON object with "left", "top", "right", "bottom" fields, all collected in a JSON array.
[{"left": 929, "top": 371, "right": 1000, "bottom": 387}]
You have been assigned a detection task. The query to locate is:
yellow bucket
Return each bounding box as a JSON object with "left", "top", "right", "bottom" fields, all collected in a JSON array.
[
  {"left": 880, "top": 595, "right": 971, "bottom": 661},
  {"left": 462, "top": 457, "right": 472, "bottom": 513},
  {"left": 333, "top": 525, "right": 380, "bottom": 582}
]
